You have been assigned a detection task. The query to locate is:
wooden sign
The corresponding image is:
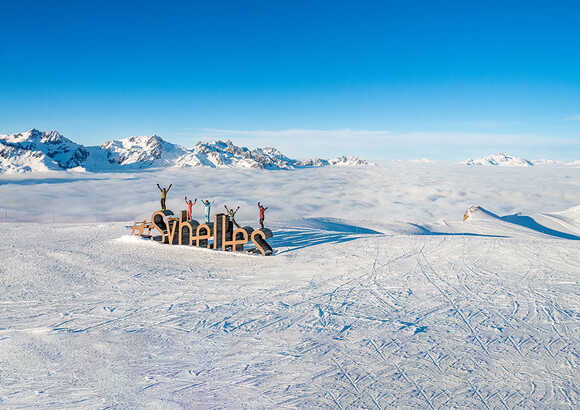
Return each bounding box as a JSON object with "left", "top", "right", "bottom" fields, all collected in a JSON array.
[{"left": 131, "top": 210, "right": 273, "bottom": 256}]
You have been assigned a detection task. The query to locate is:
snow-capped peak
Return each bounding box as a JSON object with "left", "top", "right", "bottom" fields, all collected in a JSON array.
[
  {"left": 100, "top": 134, "right": 189, "bottom": 168},
  {"left": 327, "top": 156, "right": 374, "bottom": 166},
  {"left": 3, "top": 128, "right": 70, "bottom": 145},
  {"left": 0, "top": 129, "right": 89, "bottom": 173},
  {"left": 462, "top": 152, "right": 534, "bottom": 166}
]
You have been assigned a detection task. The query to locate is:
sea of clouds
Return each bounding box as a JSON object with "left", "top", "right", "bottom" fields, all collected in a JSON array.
[{"left": 0, "top": 162, "right": 578, "bottom": 224}]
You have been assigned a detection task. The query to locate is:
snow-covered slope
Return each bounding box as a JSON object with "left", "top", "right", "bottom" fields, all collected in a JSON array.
[
  {"left": 0, "top": 130, "right": 372, "bottom": 173},
  {"left": 462, "top": 152, "right": 534, "bottom": 166},
  {"left": 0, "top": 142, "right": 59, "bottom": 173},
  {"left": 1, "top": 209, "right": 578, "bottom": 407},
  {"left": 501, "top": 204, "right": 580, "bottom": 239},
  {"left": 451, "top": 204, "right": 580, "bottom": 239}
]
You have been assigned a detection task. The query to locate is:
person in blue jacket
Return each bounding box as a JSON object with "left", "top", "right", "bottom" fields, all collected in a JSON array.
[{"left": 200, "top": 199, "right": 214, "bottom": 223}]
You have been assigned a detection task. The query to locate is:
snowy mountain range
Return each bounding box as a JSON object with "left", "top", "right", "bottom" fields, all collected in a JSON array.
[
  {"left": 462, "top": 152, "right": 577, "bottom": 167},
  {"left": 0, "top": 129, "right": 373, "bottom": 173}
]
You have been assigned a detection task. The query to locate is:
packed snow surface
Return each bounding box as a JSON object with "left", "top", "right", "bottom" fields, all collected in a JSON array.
[{"left": 1, "top": 163, "right": 579, "bottom": 408}]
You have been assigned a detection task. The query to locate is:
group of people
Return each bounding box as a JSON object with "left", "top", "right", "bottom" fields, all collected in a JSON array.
[{"left": 157, "top": 184, "right": 268, "bottom": 229}]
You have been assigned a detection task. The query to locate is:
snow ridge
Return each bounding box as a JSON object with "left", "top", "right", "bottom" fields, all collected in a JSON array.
[{"left": 0, "top": 130, "right": 373, "bottom": 173}]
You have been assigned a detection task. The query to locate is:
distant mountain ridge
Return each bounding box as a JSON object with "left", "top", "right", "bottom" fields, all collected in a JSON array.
[
  {"left": 462, "top": 152, "right": 533, "bottom": 166},
  {"left": 0, "top": 129, "right": 374, "bottom": 173},
  {"left": 462, "top": 152, "right": 577, "bottom": 167}
]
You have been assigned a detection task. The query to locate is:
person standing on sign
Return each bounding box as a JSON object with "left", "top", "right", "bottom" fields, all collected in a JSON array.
[
  {"left": 185, "top": 196, "right": 197, "bottom": 220},
  {"left": 201, "top": 199, "right": 214, "bottom": 223},
  {"left": 157, "top": 183, "right": 172, "bottom": 210},
  {"left": 258, "top": 202, "right": 268, "bottom": 229},
  {"left": 224, "top": 205, "right": 241, "bottom": 229}
]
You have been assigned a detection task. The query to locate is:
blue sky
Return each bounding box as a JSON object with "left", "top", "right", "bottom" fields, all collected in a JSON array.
[{"left": 1, "top": 0, "right": 579, "bottom": 161}]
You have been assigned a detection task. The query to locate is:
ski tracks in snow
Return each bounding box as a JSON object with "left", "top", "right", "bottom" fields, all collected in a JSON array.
[{"left": 0, "top": 223, "right": 578, "bottom": 408}]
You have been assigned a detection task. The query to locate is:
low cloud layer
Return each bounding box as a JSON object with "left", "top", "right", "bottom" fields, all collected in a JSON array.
[{"left": 1, "top": 163, "right": 579, "bottom": 224}]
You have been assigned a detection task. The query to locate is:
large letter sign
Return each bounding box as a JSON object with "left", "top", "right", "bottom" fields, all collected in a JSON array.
[{"left": 131, "top": 210, "right": 273, "bottom": 256}]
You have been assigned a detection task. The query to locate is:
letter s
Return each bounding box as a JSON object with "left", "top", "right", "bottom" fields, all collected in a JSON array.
[
  {"left": 151, "top": 211, "right": 165, "bottom": 243},
  {"left": 251, "top": 230, "right": 267, "bottom": 256}
]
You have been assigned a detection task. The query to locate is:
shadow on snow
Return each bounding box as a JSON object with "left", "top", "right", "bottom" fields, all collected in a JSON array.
[
  {"left": 500, "top": 214, "right": 580, "bottom": 240},
  {"left": 268, "top": 218, "right": 384, "bottom": 254},
  {"left": 408, "top": 223, "right": 509, "bottom": 238},
  {"left": 269, "top": 218, "right": 508, "bottom": 254}
]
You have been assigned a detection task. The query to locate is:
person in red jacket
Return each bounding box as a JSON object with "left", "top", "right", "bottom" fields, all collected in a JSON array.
[
  {"left": 258, "top": 202, "right": 268, "bottom": 229},
  {"left": 185, "top": 196, "right": 196, "bottom": 220}
]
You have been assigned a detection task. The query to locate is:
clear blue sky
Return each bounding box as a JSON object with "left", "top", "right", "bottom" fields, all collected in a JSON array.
[{"left": 1, "top": 0, "right": 579, "bottom": 161}]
